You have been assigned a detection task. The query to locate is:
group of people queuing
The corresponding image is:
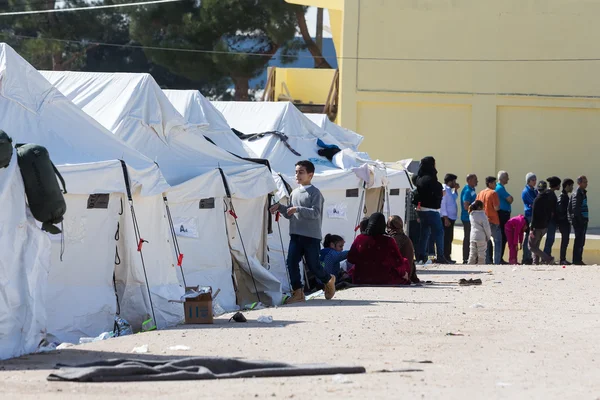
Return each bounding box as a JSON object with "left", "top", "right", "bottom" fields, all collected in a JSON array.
[
  {"left": 270, "top": 160, "right": 422, "bottom": 305},
  {"left": 408, "top": 156, "right": 590, "bottom": 266}
]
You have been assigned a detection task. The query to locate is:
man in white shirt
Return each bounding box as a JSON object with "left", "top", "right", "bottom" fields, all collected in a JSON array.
[{"left": 440, "top": 173, "right": 459, "bottom": 264}]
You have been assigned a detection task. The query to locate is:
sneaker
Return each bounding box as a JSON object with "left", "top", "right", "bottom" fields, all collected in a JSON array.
[
  {"left": 284, "top": 289, "right": 306, "bottom": 304},
  {"left": 324, "top": 274, "right": 336, "bottom": 300}
]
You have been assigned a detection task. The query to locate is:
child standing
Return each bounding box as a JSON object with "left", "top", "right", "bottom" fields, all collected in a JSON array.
[
  {"left": 269, "top": 160, "right": 336, "bottom": 304},
  {"left": 468, "top": 200, "right": 492, "bottom": 265},
  {"left": 504, "top": 215, "right": 528, "bottom": 264}
]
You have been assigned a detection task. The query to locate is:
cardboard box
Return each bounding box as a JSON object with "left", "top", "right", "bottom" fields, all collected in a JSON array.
[{"left": 183, "top": 286, "right": 213, "bottom": 324}]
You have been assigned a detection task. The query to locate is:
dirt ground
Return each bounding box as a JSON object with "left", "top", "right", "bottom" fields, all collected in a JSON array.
[{"left": 3, "top": 263, "right": 600, "bottom": 399}]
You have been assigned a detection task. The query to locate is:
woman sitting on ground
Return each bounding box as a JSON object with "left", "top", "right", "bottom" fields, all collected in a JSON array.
[
  {"left": 386, "top": 215, "right": 420, "bottom": 284},
  {"left": 320, "top": 234, "right": 351, "bottom": 281},
  {"left": 347, "top": 212, "right": 410, "bottom": 285}
]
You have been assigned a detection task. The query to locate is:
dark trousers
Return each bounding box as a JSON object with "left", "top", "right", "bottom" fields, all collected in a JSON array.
[
  {"left": 408, "top": 219, "right": 420, "bottom": 257},
  {"left": 572, "top": 220, "right": 588, "bottom": 264},
  {"left": 522, "top": 216, "right": 533, "bottom": 264},
  {"left": 558, "top": 222, "right": 571, "bottom": 262},
  {"left": 462, "top": 220, "right": 471, "bottom": 263},
  {"left": 287, "top": 234, "right": 330, "bottom": 291},
  {"left": 543, "top": 220, "right": 557, "bottom": 257},
  {"left": 498, "top": 210, "right": 511, "bottom": 260},
  {"left": 443, "top": 218, "right": 456, "bottom": 261}
]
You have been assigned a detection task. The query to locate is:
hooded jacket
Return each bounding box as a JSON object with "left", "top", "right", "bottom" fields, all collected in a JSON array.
[
  {"left": 505, "top": 215, "right": 528, "bottom": 247},
  {"left": 415, "top": 156, "right": 443, "bottom": 209},
  {"left": 469, "top": 210, "right": 492, "bottom": 242}
]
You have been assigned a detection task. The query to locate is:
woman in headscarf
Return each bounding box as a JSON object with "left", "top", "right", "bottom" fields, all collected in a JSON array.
[
  {"left": 415, "top": 156, "right": 447, "bottom": 264},
  {"left": 386, "top": 215, "right": 420, "bottom": 284},
  {"left": 347, "top": 213, "right": 410, "bottom": 285}
]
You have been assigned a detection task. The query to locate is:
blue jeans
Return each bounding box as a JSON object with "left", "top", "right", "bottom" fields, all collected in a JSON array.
[
  {"left": 543, "top": 220, "right": 557, "bottom": 257},
  {"left": 417, "top": 211, "right": 445, "bottom": 262},
  {"left": 486, "top": 223, "right": 502, "bottom": 265},
  {"left": 522, "top": 216, "right": 532, "bottom": 263},
  {"left": 287, "top": 234, "right": 330, "bottom": 291}
]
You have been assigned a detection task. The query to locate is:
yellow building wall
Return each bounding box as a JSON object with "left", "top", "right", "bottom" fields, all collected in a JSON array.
[
  {"left": 272, "top": 68, "right": 336, "bottom": 105},
  {"left": 334, "top": 0, "right": 600, "bottom": 227}
]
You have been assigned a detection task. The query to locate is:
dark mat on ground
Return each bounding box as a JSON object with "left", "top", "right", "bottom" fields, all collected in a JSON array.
[{"left": 47, "top": 357, "right": 366, "bottom": 382}]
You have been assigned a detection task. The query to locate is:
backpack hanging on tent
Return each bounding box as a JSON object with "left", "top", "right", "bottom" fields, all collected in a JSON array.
[
  {"left": 0, "top": 130, "right": 13, "bottom": 168},
  {"left": 16, "top": 143, "right": 67, "bottom": 234}
]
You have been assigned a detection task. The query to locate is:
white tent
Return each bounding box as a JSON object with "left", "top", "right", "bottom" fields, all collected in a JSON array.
[
  {"left": 163, "top": 89, "right": 253, "bottom": 157},
  {"left": 305, "top": 114, "right": 364, "bottom": 152},
  {"left": 213, "top": 101, "right": 411, "bottom": 291},
  {"left": 305, "top": 113, "right": 410, "bottom": 225},
  {"left": 0, "top": 43, "right": 183, "bottom": 344},
  {"left": 0, "top": 148, "right": 51, "bottom": 360},
  {"left": 43, "top": 71, "right": 281, "bottom": 308}
]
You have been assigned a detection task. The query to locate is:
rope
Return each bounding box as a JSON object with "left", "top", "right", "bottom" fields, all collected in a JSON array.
[
  {"left": 163, "top": 196, "right": 188, "bottom": 288},
  {"left": 218, "top": 167, "right": 261, "bottom": 304},
  {"left": 119, "top": 160, "right": 157, "bottom": 330}
]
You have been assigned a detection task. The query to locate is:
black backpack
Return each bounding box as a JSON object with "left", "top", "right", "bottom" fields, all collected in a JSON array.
[
  {"left": 16, "top": 143, "right": 67, "bottom": 234},
  {"left": 0, "top": 130, "right": 13, "bottom": 168}
]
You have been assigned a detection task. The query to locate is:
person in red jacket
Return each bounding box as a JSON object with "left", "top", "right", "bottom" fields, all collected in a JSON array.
[{"left": 347, "top": 213, "right": 410, "bottom": 285}]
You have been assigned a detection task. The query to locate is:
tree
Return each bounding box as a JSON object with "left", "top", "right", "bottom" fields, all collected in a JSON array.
[
  {"left": 295, "top": 7, "right": 332, "bottom": 69},
  {"left": 130, "top": 0, "right": 301, "bottom": 100},
  {"left": 0, "top": 0, "right": 129, "bottom": 70}
]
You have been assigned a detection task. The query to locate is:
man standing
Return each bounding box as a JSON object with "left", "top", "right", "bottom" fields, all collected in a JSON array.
[
  {"left": 521, "top": 173, "right": 538, "bottom": 264},
  {"left": 569, "top": 175, "right": 589, "bottom": 265},
  {"left": 495, "top": 171, "right": 514, "bottom": 263},
  {"left": 440, "top": 173, "right": 459, "bottom": 264},
  {"left": 529, "top": 178, "right": 560, "bottom": 265},
  {"left": 476, "top": 176, "right": 502, "bottom": 264},
  {"left": 460, "top": 174, "right": 478, "bottom": 264},
  {"left": 269, "top": 160, "right": 336, "bottom": 303},
  {"left": 557, "top": 178, "right": 574, "bottom": 265}
]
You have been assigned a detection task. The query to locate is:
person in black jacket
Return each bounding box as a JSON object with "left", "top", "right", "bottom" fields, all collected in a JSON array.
[
  {"left": 569, "top": 176, "right": 589, "bottom": 265},
  {"left": 415, "top": 156, "right": 448, "bottom": 264},
  {"left": 557, "top": 178, "right": 574, "bottom": 264},
  {"left": 529, "top": 177, "right": 560, "bottom": 265}
]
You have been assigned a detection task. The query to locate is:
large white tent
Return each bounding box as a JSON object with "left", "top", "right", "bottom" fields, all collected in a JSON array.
[
  {"left": 163, "top": 89, "right": 252, "bottom": 157},
  {"left": 305, "top": 113, "right": 410, "bottom": 226},
  {"left": 0, "top": 148, "right": 51, "bottom": 360},
  {"left": 0, "top": 43, "right": 183, "bottom": 345},
  {"left": 43, "top": 71, "right": 281, "bottom": 307},
  {"left": 213, "top": 101, "right": 411, "bottom": 291}
]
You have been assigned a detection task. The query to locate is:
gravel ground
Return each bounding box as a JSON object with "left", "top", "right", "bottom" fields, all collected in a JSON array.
[{"left": 3, "top": 263, "right": 600, "bottom": 399}]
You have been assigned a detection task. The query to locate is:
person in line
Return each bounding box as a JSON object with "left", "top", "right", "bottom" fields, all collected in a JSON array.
[
  {"left": 347, "top": 213, "right": 410, "bottom": 285},
  {"left": 440, "top": 173, "right": 459, "bottom": 264},
  {"left": 496, "top": 171, "right": 514, "bottom": 263},
  {"left": 414, "top": 156, "right": 448, "bottom": 264},
  {"left": 460, "top": 174, "right": 478, "bottom": 264},
  {"left": 476, "top": 176, "right": 502, "bottom": 264},
  {"left": 320, "top": 234, "right": 349, "bottom": 279},
  {"left": 557, "top": 178, "right": 574, "bottom": 265},
  {"left": 387, "top": 215, "right": 420, "bottom": 284},
  {"left": 467, "top": 200, "right": 491, "bottom": 265},
  {"left": 529, "top": 178, "right": 560, "bottom": 265},
  {"left": 521, "top": 173, "right": 538, "bottom": 264},
  {"left": 270, "top": 160, "right": 336, "bottom": 304},
  {"left": 505, "top": 214, "right": 528, "bottom": 265},
  {"left": 569, "top": 175, "right": 589, "bottom": 265}
]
